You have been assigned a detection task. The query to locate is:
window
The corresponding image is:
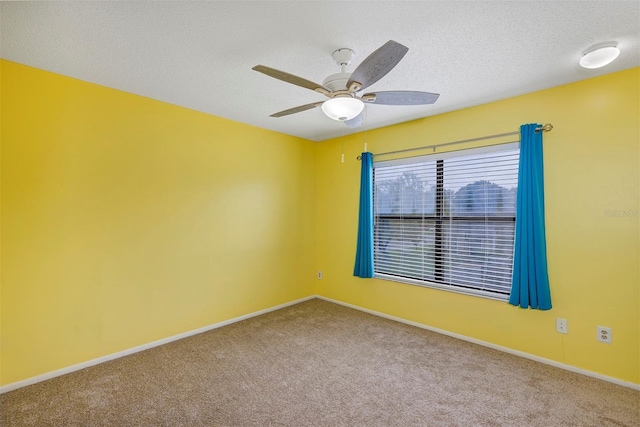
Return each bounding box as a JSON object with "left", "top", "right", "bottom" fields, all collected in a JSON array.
[{"left": 373, "top": 143, "right": 519, "bottom": 300}]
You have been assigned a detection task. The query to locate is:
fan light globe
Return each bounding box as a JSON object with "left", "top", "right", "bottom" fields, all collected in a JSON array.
[
  {"left": 579, "top": 44, "right": 620, "bottom": 69},
  {"left": 321, "top": 97, "right": 364, "bottom": 121}
]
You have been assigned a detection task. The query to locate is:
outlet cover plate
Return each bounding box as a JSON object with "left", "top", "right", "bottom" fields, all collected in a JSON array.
[
  {"left": 597, "top": 326, "right": 612, "bottom": 344},
  {"left": 556, "top": 318, "right": 568, "bottom": 334}
]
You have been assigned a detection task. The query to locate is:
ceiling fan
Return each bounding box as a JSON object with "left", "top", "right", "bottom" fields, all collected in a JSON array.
[{"left": 252, "top": 40, "right": 439, "bottom": 128}]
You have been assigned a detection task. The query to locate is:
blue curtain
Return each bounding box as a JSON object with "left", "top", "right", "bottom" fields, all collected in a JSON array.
[
  {"left": 354, "top": 152, "right": 374, "bottom": 278},
  {"left": 509, "top": 124, "right": 552, "bottom": 310}
]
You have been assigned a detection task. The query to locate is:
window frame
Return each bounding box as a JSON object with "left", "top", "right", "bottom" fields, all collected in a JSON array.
[{"left": 372, "top": 143, "right": 519, "bottom": 301}]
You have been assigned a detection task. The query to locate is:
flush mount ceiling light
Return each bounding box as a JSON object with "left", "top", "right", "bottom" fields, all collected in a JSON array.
[
  {"left": 579, "top": 43, "right": 620, "bottom": 69},
  {"left": 321, "top": 96, "right": 364, "bottom": 121}
]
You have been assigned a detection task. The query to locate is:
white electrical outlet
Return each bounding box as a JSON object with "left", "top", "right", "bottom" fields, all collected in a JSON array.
[
  {"left": 597, "top": 326, "right": 612, "bottom": 344},
  {"left": 556, "top": 318, "right": 568, "bottom": 334},
  {"left": 317, "top": 271, "right": 323, "bottom": 280}
]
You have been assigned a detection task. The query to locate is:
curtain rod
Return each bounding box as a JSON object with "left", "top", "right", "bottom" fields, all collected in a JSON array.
[{"left": 356, "top": 123, "right": 553, "bottom": 160}]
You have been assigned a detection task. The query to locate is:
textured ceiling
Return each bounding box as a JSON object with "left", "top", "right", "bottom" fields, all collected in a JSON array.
[{"left": 1, "top": 2, "right": 639, "bottom": 141}]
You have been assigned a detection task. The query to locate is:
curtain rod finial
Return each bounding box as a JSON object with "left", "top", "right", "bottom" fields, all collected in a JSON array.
[{"left": 539, "top": 123, "right": 553, "bottom": 132}]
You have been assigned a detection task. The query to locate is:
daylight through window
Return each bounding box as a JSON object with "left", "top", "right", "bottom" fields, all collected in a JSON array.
[{"left": 373, "top": 143, "right": 519, "bottom": 299}]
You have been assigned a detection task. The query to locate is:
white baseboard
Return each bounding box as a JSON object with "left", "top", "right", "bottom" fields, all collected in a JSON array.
[
  {"left": 316, "top": 295, "right": 640, "bottom": 391},
  {"left": 0, "top": 295, "right": 316, "bottom": 394},
  {"left": 4, "top": 294, "right": 638, "bottom": 393}
]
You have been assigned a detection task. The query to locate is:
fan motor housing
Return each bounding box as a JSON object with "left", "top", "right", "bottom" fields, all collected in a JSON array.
[{"left": 322, "top": 72, "right": 351, "bottom": 92}]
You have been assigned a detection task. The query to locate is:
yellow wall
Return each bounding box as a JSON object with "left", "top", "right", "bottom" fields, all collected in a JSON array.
[
  {"left": 2, "top": 59, "right": 638, "bottom": 388},
  {"left": 316, "top": 68, "right": 640, "bottom": 384},
  {"left": 0, "top": 60, "right": 317, "bottom": 386}
]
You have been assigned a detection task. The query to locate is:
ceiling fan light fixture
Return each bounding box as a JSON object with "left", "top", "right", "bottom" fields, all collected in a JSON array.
[
  {"left": 579, "top": 43, "right": 620, "bottom": 69},
  {"left": 321, "top": 97, "right": 364, "bottom": 121}
]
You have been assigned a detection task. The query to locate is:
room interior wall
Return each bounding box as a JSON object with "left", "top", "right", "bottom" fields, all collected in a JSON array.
[
  {"left": 0, "top": 60, "right": 317, "bottom": 386},
  {"left": 315, "top": 67, "right": 640, "bottom": 385},
  {"left": 1, "top": 60, "right": 638, "bottom": 389}
]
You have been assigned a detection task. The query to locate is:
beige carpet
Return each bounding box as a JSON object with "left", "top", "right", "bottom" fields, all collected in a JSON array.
[{"left": 1, "top": 299, "right": 638, "bottom": 426}]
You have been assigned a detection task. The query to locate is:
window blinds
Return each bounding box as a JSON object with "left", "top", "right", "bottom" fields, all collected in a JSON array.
[{"left": 373, "top": 143, "right": 520, "bottom": 297}]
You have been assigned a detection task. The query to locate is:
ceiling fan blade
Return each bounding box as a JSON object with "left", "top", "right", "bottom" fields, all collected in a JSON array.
[
  {"left": 270, "top": 101, "right": 324, "bottom": 118},
  {"left": 347, "top": 40, "right": 409, "bottom": 92},
  {"left": 361, "top": 91, "right": 440, "bottom": 105},
  {"left": 343, "top": 112, "right": 364, "bottom": 128},
  {"left": 253, "top": 65, "right": 329, "bottom": 95}
]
